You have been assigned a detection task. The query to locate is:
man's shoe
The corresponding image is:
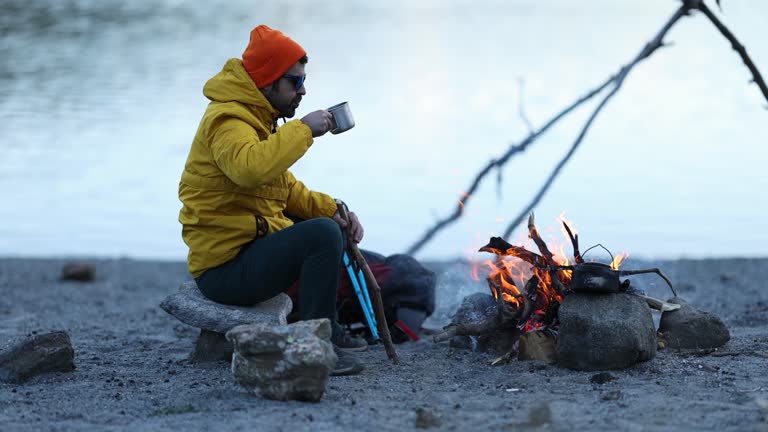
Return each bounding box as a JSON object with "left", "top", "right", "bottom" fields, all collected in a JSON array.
[
  {"left": 331, "top": 347, "right": 364, "bottom": 376},
  {"left": 332, "top": 332, "right": 368, "bottom": 352}
]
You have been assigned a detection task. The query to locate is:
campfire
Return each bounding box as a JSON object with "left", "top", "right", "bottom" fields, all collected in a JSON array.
[{"left": 434, "top": 213, "right": 679, "bottom": 366}]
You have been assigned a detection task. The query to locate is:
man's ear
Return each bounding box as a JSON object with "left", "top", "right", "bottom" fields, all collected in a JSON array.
[{"left": 259, "top": 80, "right": 280, "bottom": 98}]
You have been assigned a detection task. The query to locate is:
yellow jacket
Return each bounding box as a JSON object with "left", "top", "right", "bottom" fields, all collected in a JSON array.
[{"left": 178, "top": 58, "right": 337, "bottom": 277}]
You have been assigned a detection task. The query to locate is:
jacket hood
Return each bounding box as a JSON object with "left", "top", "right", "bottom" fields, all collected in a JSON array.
[{"left": 203, "top": 58, "right": 277, "bottom": 116}]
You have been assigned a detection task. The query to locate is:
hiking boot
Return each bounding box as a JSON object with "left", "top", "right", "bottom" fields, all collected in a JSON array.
[
  {"left": 332, "top": 332, "right": 368, "bottom": 352},
  {"left": 331, "top": 347, "right": 365, "bottom": 376}
]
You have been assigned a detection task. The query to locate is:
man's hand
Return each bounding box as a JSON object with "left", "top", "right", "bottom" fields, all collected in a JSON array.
[
  {"left": 333, "top": 209, "right": 364, "bottom": 244},
  {"left": 301, "top": 110, "right": 334, "bottom": 137}
]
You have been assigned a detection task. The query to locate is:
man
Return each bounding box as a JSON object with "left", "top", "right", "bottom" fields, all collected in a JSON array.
[{"left": 178, "top": 25, "right": 366, "bottom": 375}]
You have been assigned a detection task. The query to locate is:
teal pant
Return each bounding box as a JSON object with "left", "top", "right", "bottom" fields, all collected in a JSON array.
[{"left": 196, "top": 217, "right": 344, "bottom": 338}]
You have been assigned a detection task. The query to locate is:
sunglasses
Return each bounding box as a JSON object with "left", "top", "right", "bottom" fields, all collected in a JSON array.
[{"left": 282, "top": 73, "right": 306, "bottom": 90}]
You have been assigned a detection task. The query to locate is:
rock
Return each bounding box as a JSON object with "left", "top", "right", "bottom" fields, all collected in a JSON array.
[
  {"left": 557, "top": 293, "right": 656, "bottom": 371},
  {"left": 160, "top": 281, "right": 292, "bottom": 362},
  {"left": 658, "top": 297, "right": 730, "bottom": 349},
  {"left": 415, "top": 407, "right": 442, "bottom": 429},
  {"left": 518, "top": 329, "right": 557, "bottom": 364},
  {"left": 590, "top": 372, "right": 617, "bottom": 385},
  {"left": 61, "top": 262, "right": 95, "bottom": 282},
  {"left": 226, "top": 319, "right": 336, "bottom": 402},
  {"left": 191, "top": 330, "right": 232, "bottom": 363},
  {"left": 449, "top": 293, "right": 518, "bottom": 353},
  {"left": 160, "top": 281, "right": 292, "bottom": 334},
  {"left": 0, "top": 331, "right": 75, "bottom": 383}
]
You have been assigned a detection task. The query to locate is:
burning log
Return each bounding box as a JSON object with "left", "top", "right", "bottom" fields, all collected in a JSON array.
[
  {"left": 434, "top": 216, "right": 559, "bottom": 344},
  {"left": 561, "top": 220, "right": 584, "bottom": 264},
  {"left": 433, "top": 278, "right": 522, "bottom": 344},
  {"left": 478, "top": 237, "right": 543, "bottom": 267},
  {"left": 434, "top": 213, "right": 679, "bottom": 369}
]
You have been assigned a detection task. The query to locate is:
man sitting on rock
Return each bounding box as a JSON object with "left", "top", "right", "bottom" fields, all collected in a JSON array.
[{"left": 178, "top": 24, "right": 366, "bottom": 375}]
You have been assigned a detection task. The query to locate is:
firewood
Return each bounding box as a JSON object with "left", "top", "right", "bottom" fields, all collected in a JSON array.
[
  {"left": 478, "top": 237, "right": 543, "bottom": 266},
  {"left": 527, "top": 213, "right": 556, "bottom": 265},
  {"left": 561, "top": 221, "right": 584, "bottom": 264}
]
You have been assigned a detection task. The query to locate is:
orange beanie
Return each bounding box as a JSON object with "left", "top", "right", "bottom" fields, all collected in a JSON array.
[{"left": 242, "top": 25, "right": 306, "bottom": 88}]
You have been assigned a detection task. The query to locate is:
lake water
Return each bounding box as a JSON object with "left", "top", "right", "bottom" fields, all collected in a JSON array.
[{"left": 1, "top": 0, "right": 766, "bottom": 262}]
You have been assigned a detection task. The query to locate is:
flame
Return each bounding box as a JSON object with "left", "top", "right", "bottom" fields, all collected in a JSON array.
[
  {"left": 457, "top": 190, "right": 470, "bottom": 214},
  {"left": 557, "top": 211, "right": 578, "bottom": 238},
  {"left": 610, "top": 251, "right": 629, "bottom": 270},
  {"left": 476, "top": 212, "right": 626, "bottom": 333}
]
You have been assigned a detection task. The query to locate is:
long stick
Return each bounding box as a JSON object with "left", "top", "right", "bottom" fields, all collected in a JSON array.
[
  {"left": 696, "top": 1, "right": 768, "bottom": 105},
  {"left": 338, "top": 205, "right": 400, "bottom": 364},
  {"left": 618, "top": 268, "right": 677, "bottom": 297}
]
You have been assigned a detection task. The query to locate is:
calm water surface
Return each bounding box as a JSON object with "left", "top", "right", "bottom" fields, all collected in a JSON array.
[{"left": 1, "top": 0, "right": 766, "bottom": 261}]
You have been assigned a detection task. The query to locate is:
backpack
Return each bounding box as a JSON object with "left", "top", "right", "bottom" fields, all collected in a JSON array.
[{"left": 287, "top": 250, "right": 436, "bottom": 343}]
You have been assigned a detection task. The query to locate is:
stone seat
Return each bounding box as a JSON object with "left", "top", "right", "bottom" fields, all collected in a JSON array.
[{"left": 160, "top": 281, "right": 292, "bottom": 362}]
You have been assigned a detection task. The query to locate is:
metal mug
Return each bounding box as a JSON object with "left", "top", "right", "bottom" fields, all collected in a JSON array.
[{"left": 327, "top": 101, "right": 355, "bottom": 134}]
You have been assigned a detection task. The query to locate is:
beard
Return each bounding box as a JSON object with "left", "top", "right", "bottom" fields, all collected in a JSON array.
[{"left": 279, "top": 97, "right": 301, "bottom": 118}]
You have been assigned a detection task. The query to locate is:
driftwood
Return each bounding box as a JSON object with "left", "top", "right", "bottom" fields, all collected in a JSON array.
[
  {"left": 406, "top": 0, "right": 768, "bottom": 256},
  {"left": 337, "top": 205, "right": 400, "bottom": 365},
  {"left": 631, "top": 293, "right": 681, "bottom": 312}
]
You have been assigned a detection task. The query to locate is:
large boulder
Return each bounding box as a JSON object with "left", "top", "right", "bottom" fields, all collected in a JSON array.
[
  {"left": 160, "top": 281, "right": 292, "bottom": 362},
  {"left": 226, "top": 319, "right": 337, "bottom": 402},
  {"left": 0, "top": 331, "right": 75, "bottom": 383},
  {"left": 557, "top": 293, "right": 656, "bottom": 371},
  {"left": 658, "top": 297, "right": 730, "bottom": 349}
]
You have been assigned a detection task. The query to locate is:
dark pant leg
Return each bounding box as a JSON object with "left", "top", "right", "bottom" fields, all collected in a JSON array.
[{"left": 196, "top": 218, "right": 344, "bottom": 336}]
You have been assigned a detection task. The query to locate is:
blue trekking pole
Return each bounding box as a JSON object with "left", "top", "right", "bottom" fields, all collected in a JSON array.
[
  {"left": 343, "top": 251, "right": 379, "bottom": 340},
  {"left": 337, "top": 203, "right": 399, "bottom": 364}
]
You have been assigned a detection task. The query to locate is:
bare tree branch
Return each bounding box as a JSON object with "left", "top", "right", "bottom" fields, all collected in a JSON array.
[
  {"left": 406, "top": 0, "right": 766, "bottom": 256},
  {"left": 696, "top": 1, "right": 768, "bottom": 105},
  {"left": 405, "top": 71, "right": 615, "bottom": 255},
  {"left": 518, "top": 77, "right": 534, "bottom": 134},
  {"left": 501, "top": 5, "right": 689, "bottom": 238}
]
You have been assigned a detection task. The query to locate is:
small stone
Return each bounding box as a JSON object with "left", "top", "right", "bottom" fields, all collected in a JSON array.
[
  {"left": 659, "top": 297, "right": 730, "bottom": 349},
  {"left": 602, "top": 390, "right": 622, "bottom": 401},
  {"left": 227, "top": 319, "right": 336, "bottom": 402},
  {"left": 518, "top": 330, "right": 557, "bottom": 364},
  {"left": 0, "top": 331, "right": 75, "bottom": 383},
  {"left": 590, "top": 372, "right": 617, "bottom": 385},
  {"left": 415, "top": 407, "right": 442, "bottom": 429},
  {"left": 61, "top": 263, "right": 95, "bottom": 282}
]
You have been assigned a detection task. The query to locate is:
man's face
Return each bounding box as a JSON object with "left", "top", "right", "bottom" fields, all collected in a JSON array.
[{"left": 262, "top": 61, "right": 306, "bottom": 118}]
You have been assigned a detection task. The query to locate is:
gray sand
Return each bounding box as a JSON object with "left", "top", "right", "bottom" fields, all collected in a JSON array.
[{"left": 1, "top": 257, "right": 767, "bottom": 431}]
